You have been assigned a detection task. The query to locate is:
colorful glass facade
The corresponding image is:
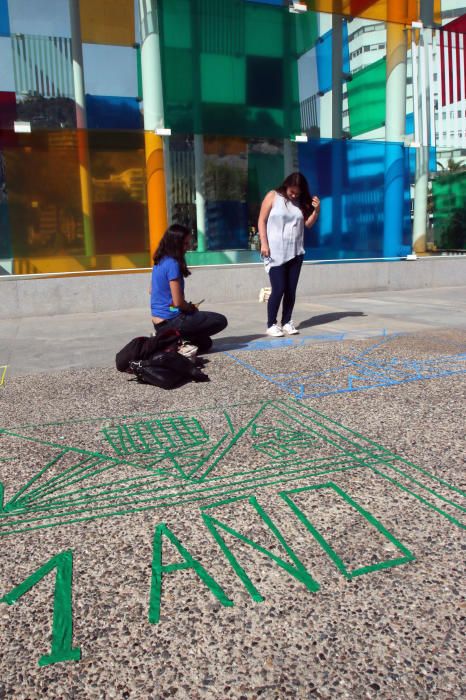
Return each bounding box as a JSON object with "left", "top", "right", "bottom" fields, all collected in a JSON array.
[{"left": 0, "top": 0, "right": 464, "bottom": 276}]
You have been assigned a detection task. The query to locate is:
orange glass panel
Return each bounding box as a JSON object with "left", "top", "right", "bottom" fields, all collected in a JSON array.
[
  {"left": 4, "top": 131, "right": 84, "bottom": 260},
  {"left": 306, "top": 0, "right": 420, "bottom": 25},
  {"left": 88, "top": 130, "right": 148, "bottom": 256},
  {"left": 204, "top": 136, "right": 247, "bottom": 156},
  {"left": 4, "top": 129, "right": 150, "bottom": 273},
  {"left": 79, "top": 0, "right": 135, "bottom": 46}
]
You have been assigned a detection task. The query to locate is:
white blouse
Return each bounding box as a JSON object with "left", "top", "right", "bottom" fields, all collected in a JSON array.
[{"left": 264, "top": 193, "right": 305, "bottom": 272}]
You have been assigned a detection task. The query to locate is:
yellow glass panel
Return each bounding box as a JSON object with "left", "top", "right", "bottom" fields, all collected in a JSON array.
[{"left": 79, "top": 0, "right": 135, "bottom": 46}]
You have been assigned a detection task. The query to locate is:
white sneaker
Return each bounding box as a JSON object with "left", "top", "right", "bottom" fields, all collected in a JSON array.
[
  {"left": 282, "top": 321, "right": 299, "bottom": 335},
  {"left": 266, "top": 324, "right": 284, "bottom": 337}
]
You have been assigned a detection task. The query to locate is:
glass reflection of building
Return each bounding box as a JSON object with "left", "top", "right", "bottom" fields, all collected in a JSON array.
[{"left": 0, "top": 0, "right": 464, "bottom": 276}]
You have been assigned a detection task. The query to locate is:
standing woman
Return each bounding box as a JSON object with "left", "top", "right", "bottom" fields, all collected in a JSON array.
[
  {"left": 258, "top": 172, "right": 320, "bottom": 336},
  {"left": 151, "top": 224, "right": 227, "bottom": 352}
]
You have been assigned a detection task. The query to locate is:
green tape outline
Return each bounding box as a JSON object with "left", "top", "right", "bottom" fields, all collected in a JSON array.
[{"left": 279, "top": 482, "right": 415, "bottom": 578}]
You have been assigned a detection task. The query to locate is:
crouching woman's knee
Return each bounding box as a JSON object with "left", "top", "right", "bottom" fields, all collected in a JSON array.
[{"left": 211, "top": 312, "right": 228, "bottom": 334}]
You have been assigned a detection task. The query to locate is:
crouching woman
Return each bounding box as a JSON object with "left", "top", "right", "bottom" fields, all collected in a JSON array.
[{"left": 151, "top": 224, "right": 227, "bottom": 352}]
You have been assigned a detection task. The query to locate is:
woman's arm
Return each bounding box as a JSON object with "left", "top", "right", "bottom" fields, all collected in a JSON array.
[
  {"left": 304, "top": 195, "right": 320, "bottom": 228},
  {"left": 258, "top": 190, "right": 275, "bottom": 257},
  {"left": 169, "top": 278, "right": 197, "bottom": 313}
]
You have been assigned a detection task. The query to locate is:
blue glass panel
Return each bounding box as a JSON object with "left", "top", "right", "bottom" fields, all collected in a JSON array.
[
  {"left": 298, "top": 138, "right": 411, "bottom": 260},
  {"left": 206, "top": 201, "right": 249, "bottom": 250},
  {"left": 0, "top": 37, "right": 14, "bottom": 91},
  {"left": 0, "top": 201, "right": 12, "bottom": 258},
  {"left": 83, "top": 44, "right": 138, "bottom": 98},
  {"left": 85, "top": 95, "right": 142, "bottom": 129},
  {"left": 246, "top": 0, "right": 285, "bottom": 5},
  {"left": 7, "top": 0, "right": 70, "bottom": 37},
  {"left": 316, "top": 21, "right": 350, "bottom": 95},
  {"left": 406, "top": 112, "right": 414, "bottom": 135},
  {"left": 404, "top": 114, "right": 436, "bottom": 175},
  {"left": 0, "top": 0, "right": 10, "bottom": 35},
  {"left": 406, "top": 145, "right": 437, "bottom": 178}
]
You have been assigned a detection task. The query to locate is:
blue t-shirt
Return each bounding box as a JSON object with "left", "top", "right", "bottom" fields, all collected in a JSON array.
[{"left": 150, "top": 256, "right": 185, "bottom": 320}]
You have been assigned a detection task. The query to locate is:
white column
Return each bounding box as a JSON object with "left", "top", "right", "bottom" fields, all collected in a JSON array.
[
  {"left": 194, "top": 134, "right": 206, "bottom": 252},
  {"left": 138, "top": 0, "right": 164, "bottom": 131},
  {"left": 69, "top": 0, "right": 95, "bottom": 257},
  {"left": 412, "top": 28, "right": 430, "bottom": 254},
  {"left": 69, "top": 0, "right": 86, "bottom": 128},
  {"left": 331, "top": 14, "right": 343, "bottom": 140},
  {"left": 283, "top": 139, "right": 294, "bottom": 176},
  {"left": 383, "top": 21, "right": 407, "bottom": 257},
  {"left": 138, "top": 0, "right": 168, "bottom": 253},
  {"left": 413, "top": 1, "right": 435, "bottom": 253}
]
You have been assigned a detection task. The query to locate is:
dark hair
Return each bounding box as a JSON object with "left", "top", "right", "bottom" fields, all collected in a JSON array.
[
  {"left": 276, "top": 172, "right": 314, "bottom": 219},
  {"left": 153, "top": 223, "right": 191, "bottom": 277}
]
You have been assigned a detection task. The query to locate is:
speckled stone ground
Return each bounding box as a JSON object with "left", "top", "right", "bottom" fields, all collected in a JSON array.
[{"left": 0, "top": 328, "right": 465, "bottom": 700}]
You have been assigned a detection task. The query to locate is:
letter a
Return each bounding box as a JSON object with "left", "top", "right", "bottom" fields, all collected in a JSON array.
[{"left": 149, "top": 523, "right": 234, "bottom": 624}]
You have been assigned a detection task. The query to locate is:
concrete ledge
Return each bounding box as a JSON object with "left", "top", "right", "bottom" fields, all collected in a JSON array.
[{"left": 1, "top": 257, "right": 465, "bottom": 319}]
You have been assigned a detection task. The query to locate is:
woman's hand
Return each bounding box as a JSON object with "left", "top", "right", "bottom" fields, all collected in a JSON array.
[
  {"left": 258, "top": 191, "right": 275, "bottom": 260},
  {"left": 304, "top": 195, "right": 320, "bottom": 228},
  {"left": 260, "top": 242, "right": 270, "bottom": 258}
]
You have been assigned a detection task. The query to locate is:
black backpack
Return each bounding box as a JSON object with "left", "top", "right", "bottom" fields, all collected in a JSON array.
[
  {"left": 115, "top": 329, "right": 181, "bottom": 371},
  {"left": 116, "top": 329, "right": 209, "bottom": 389},
  {"left": 129, "top": 352, "right": 209, "bottom": 389}
]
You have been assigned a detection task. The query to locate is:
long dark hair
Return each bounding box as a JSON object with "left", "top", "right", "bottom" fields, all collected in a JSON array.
[
  {"left": 153, "top": 224, "right": 191, "bottom": 277},
  {"left": 276, "top": 172, "right": 314, "bottom": 219}
]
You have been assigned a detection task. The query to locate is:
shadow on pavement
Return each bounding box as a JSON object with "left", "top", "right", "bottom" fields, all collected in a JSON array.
[
  {"left": 213, "top": 334, "right": 265, "bottom": 352},
  {"left": 298, "top": 311, "right": 366, "bottom": 330}
]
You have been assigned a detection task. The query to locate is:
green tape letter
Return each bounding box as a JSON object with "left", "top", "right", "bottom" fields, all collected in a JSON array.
[
  {"left": 0, "top": 550, "right": 81, "bottom": 666},
  {"left": 149, "top": 523, "right": 234, "bottom": 624},
  {"left": 202, "top": 496, "right": 320, "bottom": 602}
]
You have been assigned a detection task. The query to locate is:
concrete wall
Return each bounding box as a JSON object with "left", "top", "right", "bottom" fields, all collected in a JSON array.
[{"left": 1, "top": 257, "right": 465, "bottom": 319}]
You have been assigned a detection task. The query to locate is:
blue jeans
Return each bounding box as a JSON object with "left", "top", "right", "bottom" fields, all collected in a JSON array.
[
  {"left": 153, "top": 310, "right": 227, "bottom": 353},
  {"left": 267, "top": 254, "right": 304, "bottom": 327}
]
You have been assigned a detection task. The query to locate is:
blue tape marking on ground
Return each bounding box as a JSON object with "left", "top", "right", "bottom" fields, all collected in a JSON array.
[
  {"left": 219, "top": 329, "right": 391, "bottom": 353},
  {"left": 226, "top": 334, "right": 466, "bottom": 399}
]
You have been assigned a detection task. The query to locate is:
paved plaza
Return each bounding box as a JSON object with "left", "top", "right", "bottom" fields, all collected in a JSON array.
[{"left": 0, "top": 286, "right": 465, "bottom": 699}]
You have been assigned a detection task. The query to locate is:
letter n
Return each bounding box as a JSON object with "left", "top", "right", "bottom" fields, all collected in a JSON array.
[{"left": 202, "top": 495, "right": 320, "bottom": 602}]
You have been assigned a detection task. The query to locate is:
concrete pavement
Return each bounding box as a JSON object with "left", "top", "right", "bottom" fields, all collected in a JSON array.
[
  {"left": 1, "top": 285, "right": 465, "bottom": 376},
  {"left": 0, "top": 285, "right": 465, "bottom": 699}
]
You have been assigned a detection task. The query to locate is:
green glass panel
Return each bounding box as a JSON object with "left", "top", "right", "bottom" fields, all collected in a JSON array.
[
  {"left": 432, "top": 172, "right": 466, "bottom": 250},
  {"left": 248, "top": 150, "right": 283, "bottom": 209},
  {"left": 245, "top": 3, "right": 283, "bottom": 57},
  {"left": 164, "top": 48, "right": 194, "bottom": 106},
  {"left": 199, "top": 0, "right": 244, "bottom": 55},
  {"left": 292, "top": 9, "right": 319, "bottom": 55},
  {"left": 246, "top": 106, "right": 284, "bottom": 136},
  {"left": 159, "top": 0, "right": 301, "bottom": 138},
  {"left": 201, "top": 103, "right": 248, "bottom": 136},
  {"left": 201, "top": 54, "right": 245, "bottom": 104},
  {"left": 347, "top": 57, "right": 386, "bottom": 137},
  {"left": 161, "top": 0, "right": 192, "bottom": 49}
]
